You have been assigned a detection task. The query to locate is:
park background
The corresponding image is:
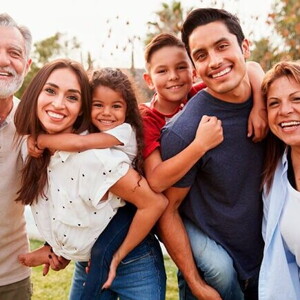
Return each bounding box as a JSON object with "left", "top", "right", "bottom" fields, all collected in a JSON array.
[{"left": 3, "top": 0, "right": 299, "bottom": 298}]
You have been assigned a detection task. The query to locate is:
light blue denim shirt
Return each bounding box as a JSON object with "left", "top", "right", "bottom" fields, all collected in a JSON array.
[{"left": 259, "top": 149, "right": 300, "bottom": 300}]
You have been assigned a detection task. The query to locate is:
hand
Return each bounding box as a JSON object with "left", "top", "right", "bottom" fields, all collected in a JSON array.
[
  {"left": 247, "top": 106, "right": 268, "bottom": 142},
  {"left": 193, "top": 283, "right": 223, "bottom": 300},
  {"left": 101, "top": 253, "right": 121, "bottom": 290},
  {"left": 27, "top": 135, "right": 44, "bottom": 158},
  {"left": 188, "top": 280, "right": 222, "bottom": 300},
  {"left": 194, "top": 115, "right": 224, "bottom": 153},
  {"left": 48, "top": 252, "right": 70, "bottom": 272}
]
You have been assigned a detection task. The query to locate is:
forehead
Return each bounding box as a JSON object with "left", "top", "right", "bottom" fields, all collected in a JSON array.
[
  {"left": 268, "top": 76, "right": 300, "bottom": 96},
  {"left": 93, "top": 85, "right": 125, "bottom": 101},
  {"left": 47, "top": 68, "right": 81, "bottom": 89},
  {"left": 188, "top": 21, "right": 237, "bottom": 50},
  {"left": 0, "top": 26, "right": 25, "bottom": 51},
  {"left": 150, "top": 46, "right": 190, "bottom": 66}
]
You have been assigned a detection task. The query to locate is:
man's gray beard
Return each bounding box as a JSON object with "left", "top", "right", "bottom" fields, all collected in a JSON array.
[{"left": 0, "top": 75, "right": 24, "bottom": 99}]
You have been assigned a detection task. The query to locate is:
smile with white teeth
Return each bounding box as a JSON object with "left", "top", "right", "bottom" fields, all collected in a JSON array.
[
  {"left": 212, "top": 67, "right": 231, "bottom": 78},
  {"left": 0, "top": 72, "right": 10, "bottom": 76},
  {"left": 280, "top": 121, "right": 300, "bottom": 128},
  {"left": 167, "top": 84, "right": 183, "bottom": 90},
  {"left": 100, "top": 120, "right": 113, "bottom": 124},
  {"left": 47, "top": 111, "right": 64, "bottom": 119}
]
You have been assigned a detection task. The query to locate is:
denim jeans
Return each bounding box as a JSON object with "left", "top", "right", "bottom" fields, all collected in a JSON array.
[
  {"left": 178, "top": 218, "right": 244, "bottom": 300},
  {"left": 69, "top": 205, "right": 166, "bottom": 300},
  {"left": 82, "top": 204, "right": 136, "bottom": 299}
]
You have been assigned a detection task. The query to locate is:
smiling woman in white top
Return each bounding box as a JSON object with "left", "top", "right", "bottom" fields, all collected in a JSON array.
[
  {"left": 14, "top": 58, "right": 168, "bottom": 299},
  {"left": 259, "top": 61, "right": 300, "bottom": 300}
]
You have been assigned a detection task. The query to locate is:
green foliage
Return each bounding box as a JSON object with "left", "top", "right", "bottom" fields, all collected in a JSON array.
[
  {"left": 251, "top": 0, "right": 300, "bottom": 70},
  {"left": 30, "top": 240, "right": 179, "bottom": 300},
  {"left": 144, "top": 0, "right": 187, "bottom": 45},
  {"left": 16, "top": 33, "right": 82, "bottom": 99}
]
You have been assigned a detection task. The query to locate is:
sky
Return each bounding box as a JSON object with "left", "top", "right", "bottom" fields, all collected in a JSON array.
[{"left": 2, "top": 0, "right": 274, "bottom": 69}]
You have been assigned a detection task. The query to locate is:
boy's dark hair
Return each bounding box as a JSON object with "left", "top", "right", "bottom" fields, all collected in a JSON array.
[
  {"left": 89, "top": 68, "right": 144, "bottom": 177},
  {"left": 144, "top": 33, "right": 186, "bottom": 70},
  {"left": 181, "top": 8, "right": 245, "bottom": 56}
]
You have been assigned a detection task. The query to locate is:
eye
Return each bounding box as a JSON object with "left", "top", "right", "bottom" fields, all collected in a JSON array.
[
  {"left": 218, "top": 43, "right": 229, "bottom": 51},
  {"left": 267, "top": 100, "right": 279, "bottom": 108},
  {"left": 194, "top": 52, "right": 207, "bottom": 62},
  {"left": 112, "top": 104, "right": 123, "bottom": 109},
  {"left": 92, "top": 102, "right": 103, "bottom": 108},
  {"left": 45, "top": 87, "right": 55, "bottom": 95},
  {"left": 156, "top": 68, "right": 167, "bottom": 74},
  {"left": 9, "top": 48, "right": 23, "bottom": 59},
  {"left": 67, "top": 95, "right": 79, "bottom": 102},
  {"left": 177, "top": 65, "right": 188, "bottom": 70},
  {"left": 292, "top": 97, "right": 300, "bottom": 103}
]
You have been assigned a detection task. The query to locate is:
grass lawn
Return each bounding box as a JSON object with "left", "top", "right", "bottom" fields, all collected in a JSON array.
[{"left": 30, "top": 239, "right": 179, "bottom": 300}]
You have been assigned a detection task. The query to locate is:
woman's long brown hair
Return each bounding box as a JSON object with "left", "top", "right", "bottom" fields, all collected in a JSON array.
[
  {"left": 261, "top": 61, "right": 300, "bottom": 193},
  {"left": 14, "top": 59, "right": 91, "bottom": 205}
]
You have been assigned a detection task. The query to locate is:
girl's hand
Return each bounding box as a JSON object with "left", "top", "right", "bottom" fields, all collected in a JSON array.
[
  {"left": 101, "top": 253, "right": 121, "bottom": 290},
  {"left": 27, "top": 135, "right": 44, "bottom": 158}
]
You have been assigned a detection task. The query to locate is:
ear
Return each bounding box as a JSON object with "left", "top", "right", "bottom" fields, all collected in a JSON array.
[
  {"left": 241, "top": 39, "right": 250, "bottom": 59},
  {"left": 24, "top": 58, "right": 32, "bottom": 76},
  {"left": 192, "top": 68, "right": 197, "bottom": 83},
  {"left": 143, "top": 73, "right": 155, "bottom": 90}
]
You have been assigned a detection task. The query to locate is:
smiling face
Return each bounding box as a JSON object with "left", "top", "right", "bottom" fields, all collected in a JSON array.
[
  {"left": 267, "top": 76, "right": 300, "bottom": 147},
  {"left": 37, "top": 68, "right": 82, "bottom": 134},
  {"left": 144, "top": 45, "right": 195, "bottom": 112},
  {"left": 188, "top": 21, "right": 250, "bottom": 102},
  {"left": 91, "top": 85, "right": 127, "bottom": 131},
  {"left": 0, "top": 26, "right": 31, "bottom": 99}
]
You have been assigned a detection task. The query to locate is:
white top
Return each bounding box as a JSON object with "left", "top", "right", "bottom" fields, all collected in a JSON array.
[
  {"left": 106, "top": 123, "right": 137, "bottom": 163},
  {"left": 280, "top": 181, "right": 300, "bottom": 266},
  {"left": 31, "top": 146, "right": 130, "bottom": 261}
]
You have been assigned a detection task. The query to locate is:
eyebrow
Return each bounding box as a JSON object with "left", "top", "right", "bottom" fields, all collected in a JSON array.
[{"left": 45, "top": 82, "right": 81, "bottom": 95}]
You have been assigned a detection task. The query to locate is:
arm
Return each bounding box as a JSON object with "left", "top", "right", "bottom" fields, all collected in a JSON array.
[
  {"left": 102, "top": 168, "right": 168, "bottom": 288},
  {"left": 145, "top": 115, "right": 223, "bottom": 192},
  {"left": 37, "top": 132, "right": 122, "bottom": 152},
  {"left": 246, "top": 61, "right": 268, "bottom": 142},
  {"left": 157, "top": 187, "right": 221, "bottom": 300}
]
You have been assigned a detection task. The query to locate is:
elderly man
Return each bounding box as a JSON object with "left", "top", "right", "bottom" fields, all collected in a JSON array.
[{"left": 0, "top": 13, "right": 32, "bottom": 300}]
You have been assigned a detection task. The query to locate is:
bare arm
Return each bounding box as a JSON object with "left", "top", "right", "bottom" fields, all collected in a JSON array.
[
  {"left": 246, "top": 61, "right": 268, "bottom": 142},
  {"left": 37, "top": 132, "right": 122, "bottom": 152},
  {"left": 145, "top": 115, "right": 223, "bottom": 192},
  {"left": 102, "top": 168, "right": 168, "bottom": 288},
  {"left": 157, "top": 187, "right": 221, "bottom": 300}
]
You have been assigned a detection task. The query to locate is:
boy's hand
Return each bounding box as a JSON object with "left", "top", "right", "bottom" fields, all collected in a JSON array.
[
  {"left": 247, "top": 106, "right": 268, "bottom": 142},
  {"left": 195, "top": 115, "right": 224, "bottom": 153},
  {"left": 27, "top": 136, "right": 44, "bottom": 158},
  {"left": 101, "top": 253, "right": 121, "bottom": 290}
]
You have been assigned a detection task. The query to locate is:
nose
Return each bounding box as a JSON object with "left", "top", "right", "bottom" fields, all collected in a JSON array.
[
  {"left": 0, "top": 50, "right": 10, "bottom": 67},
  {"left": 208, "top": 51, "right": 222, "bottom": 69},
  {"left": 169, "top": 69, "right": 179, "bottom": 81},
  {"left": 102, "top": 105, "right": 111, "bottom": 115},
  {"left": 51, "top": 96, "right": 65, "bottom": 109},
  {"left": 279, "top": 101, "right": 293, "bottom": 115}
]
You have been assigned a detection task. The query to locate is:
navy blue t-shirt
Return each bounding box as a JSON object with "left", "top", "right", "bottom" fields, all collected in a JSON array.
[{"left": 160, "top": 90, "right": 265, "bottom": 280}]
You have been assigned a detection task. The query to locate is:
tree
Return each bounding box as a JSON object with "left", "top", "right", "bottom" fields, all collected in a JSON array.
[
  {"left": 16, "top": 33, "right": 82, "bottom": 98},
  {"left": 144, "top": 0, "right": 186, "bottom": 45},
  {"left": 250, "top": 0, "right": 300, "bottom": 70}
]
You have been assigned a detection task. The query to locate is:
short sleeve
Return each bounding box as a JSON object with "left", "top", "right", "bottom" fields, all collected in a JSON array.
[
  {"left": 105, "top": 123, "right": 133, "bottom": 146},
  {"left": 139, "top": 104, "right": 166, "bottom": 159}
]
